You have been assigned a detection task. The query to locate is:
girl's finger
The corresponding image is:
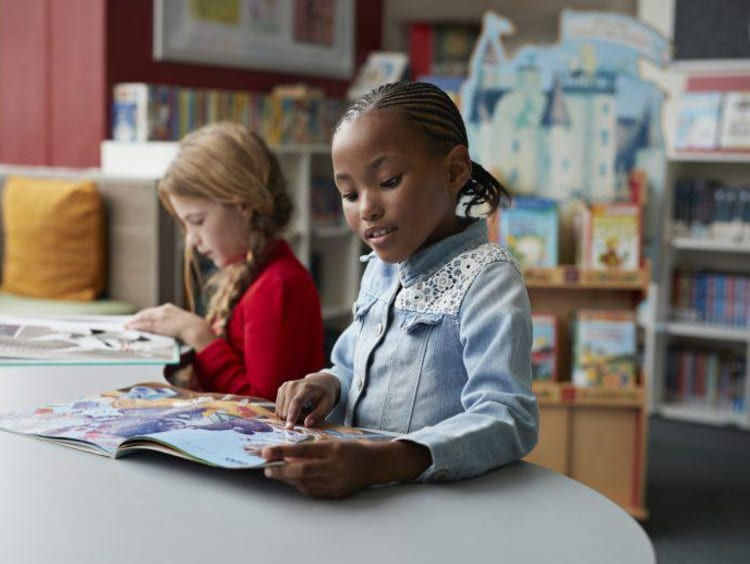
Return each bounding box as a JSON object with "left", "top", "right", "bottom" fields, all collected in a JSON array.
[{"left": 284, "top": 391, "right": 314, "bottom": 429}]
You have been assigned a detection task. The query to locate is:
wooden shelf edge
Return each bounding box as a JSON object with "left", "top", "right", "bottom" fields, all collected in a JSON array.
[
  {"left": 533, "top": 382, "right": 645, "bottom": 408},
  {"left": 524, "top": 266, "right": 649, "bottom": 291},
  {"left": 625, "top": 506, "right": 650, "bottom": 521}
]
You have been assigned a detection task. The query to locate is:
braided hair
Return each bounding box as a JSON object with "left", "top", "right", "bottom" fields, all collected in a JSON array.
[
  {"left": 336, "top": 81, "right": 510, "bottom": 216},
  {"left": 158, "top": 121, "right": 292, "bottom": 337}
]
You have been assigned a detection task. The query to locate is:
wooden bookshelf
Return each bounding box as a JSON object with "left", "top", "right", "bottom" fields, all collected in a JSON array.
[{"left": 524, "top": 266, "right": 650, "bottom": 520}]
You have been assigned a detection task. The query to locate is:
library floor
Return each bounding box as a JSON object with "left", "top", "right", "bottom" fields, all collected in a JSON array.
[{"left": 642, "top": 415, "right": 750, "bottom": 563}]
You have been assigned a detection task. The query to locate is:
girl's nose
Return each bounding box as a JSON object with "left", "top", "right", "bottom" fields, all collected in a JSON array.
[
  {"left": 186, "top": 231, "right": 200, "bottom": 248},
  {"left": 359, "top": 191, "right": 383, "bottom": 222}
]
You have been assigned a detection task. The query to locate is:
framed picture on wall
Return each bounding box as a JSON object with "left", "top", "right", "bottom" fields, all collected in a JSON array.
[{"left": 153, "top": 0, "right": 355, "bottom": 79}]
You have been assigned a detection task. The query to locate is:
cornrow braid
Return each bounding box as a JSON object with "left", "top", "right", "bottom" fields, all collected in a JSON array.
[{"left": 337, "top": 81, "right": 511, "bottom": 216}]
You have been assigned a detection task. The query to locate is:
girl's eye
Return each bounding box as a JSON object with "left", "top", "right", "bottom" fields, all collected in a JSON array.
[
  {"left": 341, "top": 192, "right": 358, "bottom": 202},
  {"left": 380, "top": 175, "right": 402, "bottom": 188}
]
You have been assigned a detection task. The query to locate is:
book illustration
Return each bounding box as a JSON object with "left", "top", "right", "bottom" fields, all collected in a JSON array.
[
  {"left": 0, "top": 383, "right": 392, "bottom": 469},
  {"left": 0, "top": 315, "right": 179, "bottom": 365},
  {"left": 588, "top": 203, "right": 641, "bottom": 270},
  {"left": 498, "top": 196, "right": 559, "bottom": 267},
  {"left": 531, "top": 314, "right": 558, "bottom": 381},
  {"left": 719, "top": 91, "right": 750, "bottom": 150},
  {"left": 346, "top": 51, "right": 409, "bottom": 102},
  {"left": 572, "top": 310, "right": 637, "bottom": 388},
  {"left": 674, "top": 91, "right": 723, "bottom": 151}
]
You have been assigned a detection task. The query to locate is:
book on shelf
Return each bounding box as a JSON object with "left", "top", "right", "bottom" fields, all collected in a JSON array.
[
  {"left": 572, "top": 310, "right": 637, "bottom": 388},
  {"left": 0, "top": 382, "right": 392, "bottom": 469},
  {"left": 666, "top": 346, "right": 746, "bottom": 412},
  {"left": 718, "top": 91, "right": 750, "bottom": 150},
  {"left": 409, "top": 22, "right": 479, "bottom": 80},
  {"left": 671, "top": 270, "right": 750, "bottom": 327},
  {"left": 585, "top": 203, "right": 641, "bottom": 271},
  {"left": 531, "top": 314, "right": 558, "bottom": 381},
  {"left": 673, "top": 91, "right": 723, "bottom": 151},
  {"left": 497, "top": 196, "right": 559, "bottom": 268},
  {"left": 112, "top": 83, "right": 175, "bottom": 143},
  {"left": 0, "top": 315, "right": 179, "bottom": 365},
  {"left": 310, "top": 177, "right": 344, "bottom": 228},
  {"left": 346, "top": 52, "right": 410, "bottom": 102},
  {"left": 671, "top": 178, "right": 750, "bottom": 242}
]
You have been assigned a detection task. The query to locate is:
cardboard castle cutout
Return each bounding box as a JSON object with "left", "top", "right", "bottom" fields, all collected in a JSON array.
[{"left": 461, "top": 11, "right": 670, "bottom": 257}]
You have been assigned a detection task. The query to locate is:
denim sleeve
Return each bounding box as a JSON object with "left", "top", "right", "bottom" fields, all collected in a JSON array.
[{"left": 399, "top": 261, "right": 539, "bottom": 481}]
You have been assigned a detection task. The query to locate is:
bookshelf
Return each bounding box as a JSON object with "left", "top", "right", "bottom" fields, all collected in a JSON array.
[
  {"left": 524, "top": 266, "right": 650, "bottom": 520},
  {"left": 646, "top": 150, "right": 750, "bottom": 431},
  {"left": 101, "top": 141, "right": 361, "bottom": 326}
]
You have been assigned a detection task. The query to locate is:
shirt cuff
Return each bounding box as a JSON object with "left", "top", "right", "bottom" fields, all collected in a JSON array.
[{"left": 395, "top": 426, "right": 465, "bottom": 482}]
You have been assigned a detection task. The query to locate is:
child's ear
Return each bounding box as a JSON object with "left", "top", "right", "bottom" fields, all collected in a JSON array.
[
  {"left": 446, "top": 145, "right": 472, "bottom": 192},
  {"left": 237, "top": 203, "right": 254, "bottom": 220}
]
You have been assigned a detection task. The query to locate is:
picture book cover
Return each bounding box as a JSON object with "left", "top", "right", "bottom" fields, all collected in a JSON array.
[
  {"left": 531, "top": 313, "right": 558, "bottom": 381},
  {"left": 674, "top": 91, "right": 723, "bottom": 151},
  {"left": 0, "top": 382, "right": 392, "bottom": 469},
  {"left": 0, "top": 315, "right": 180, "bottom": 365},
  {"left": 719, "top": 91, "right": 750, "bottom": 150},
  {"left": 587, "top": 203, "right": 641, "bottom": 270},
  {"left": 498, "top": 196, "right": 559, "bottom": 267},
  {"left": 346, "top": 51, "right": 409, "bottom": 101},
  {"left": 572, "top": 310, "right": 637, "bottom": 388}
]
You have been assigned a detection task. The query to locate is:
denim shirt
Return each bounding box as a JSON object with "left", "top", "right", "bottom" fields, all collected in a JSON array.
[{"left": 326, "top": 219, "right": 539, "bottom": 482}]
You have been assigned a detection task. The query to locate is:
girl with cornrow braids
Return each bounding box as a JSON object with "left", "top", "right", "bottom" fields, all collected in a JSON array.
[
  {"left": 127, "top": 122, "right": 324, "bottom": 401},
  {"left": 263, "top": 82, "right": 539, "bottom": 498}
]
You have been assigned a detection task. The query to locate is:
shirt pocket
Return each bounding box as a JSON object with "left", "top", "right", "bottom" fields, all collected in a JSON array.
[
  {"left": 399, "top": 312, "right": 443, "bottom": 374},
  {"left": 353, "top": 294, "right": 378, "bottom": 321}
]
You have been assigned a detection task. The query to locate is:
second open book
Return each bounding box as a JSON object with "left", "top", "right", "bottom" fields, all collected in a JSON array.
[
  {"left": 0, "top": 382, "right": 392, "bottom": 469},
  {"left": 0, "top": 315, "right": 180, "bottom": 365}
]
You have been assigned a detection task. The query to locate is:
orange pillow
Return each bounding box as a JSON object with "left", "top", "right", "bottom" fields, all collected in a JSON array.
[{"left": 1, "top": 176, "right": 105, "bottom": 300}]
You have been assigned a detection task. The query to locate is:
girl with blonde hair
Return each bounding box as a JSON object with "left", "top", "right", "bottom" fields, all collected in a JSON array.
[{"left": 128, "top": 122, "right": 324, "bottom": 400}]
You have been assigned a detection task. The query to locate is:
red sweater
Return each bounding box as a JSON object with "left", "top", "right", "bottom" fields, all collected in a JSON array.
[{"left": 193, "top": 240, "right": 324, "bottom": 401}]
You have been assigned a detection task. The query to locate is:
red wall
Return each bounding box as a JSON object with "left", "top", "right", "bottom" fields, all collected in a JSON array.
[
  {"left": 0, "top": 0, "right": 383, "bottom": 167},
  {"left": 50, "top": 0, "right": 107, "bottom": 167},
  {"left": 0, "top": 0, "right": 50, "bottom": 165}
]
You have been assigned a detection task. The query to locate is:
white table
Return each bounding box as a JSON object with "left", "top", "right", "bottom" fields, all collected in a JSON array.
[{"left": 0, "top": 365, "right": 655, "bottom": 564}]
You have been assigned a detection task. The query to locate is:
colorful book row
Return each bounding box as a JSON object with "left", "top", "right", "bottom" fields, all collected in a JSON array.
[
  {"left": 666, "top": 346, "right": 746, "bottom": 413},
  {"left": 112, "top": 83, "right": 348, "bottom": 146},
  {"left": 672, "top": 270, "right": 750, "bottom": 328},
  {"left": 672, "top": 178, "right": 750, "bottom": 243}
]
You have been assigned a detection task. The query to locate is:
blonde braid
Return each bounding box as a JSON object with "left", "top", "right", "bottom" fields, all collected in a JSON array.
[{"left": 205, "top": 234, "right": 268, "bottom": 337}]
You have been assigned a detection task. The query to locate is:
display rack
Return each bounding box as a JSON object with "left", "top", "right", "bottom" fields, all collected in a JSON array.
[
  {"left": 524, "top": 266, "right": 650, "bottom": 520},
  {"left": 646, "top": 150, "right": 750, "bottom": 430}
]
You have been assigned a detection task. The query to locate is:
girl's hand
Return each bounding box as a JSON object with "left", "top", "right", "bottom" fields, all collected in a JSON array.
[
  {"left": 275, "top": 372, "right": 340, "bottom": 429},
  {"left": 262, "top": 440, "right": 432, "bottom": 499},
  {"left": 126, "top": 303, "right": 215, "bottom": 351}
]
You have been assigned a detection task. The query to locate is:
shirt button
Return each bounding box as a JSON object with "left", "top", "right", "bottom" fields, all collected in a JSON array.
[
  {"left": 357, "top": 378, "right": 364, "bottom": 390},
  {"left": 375, "top": 322, "right": 384, "bottom": 336},
  {"left": 351, "top": 301, "right": 357, "bottom": 316}
]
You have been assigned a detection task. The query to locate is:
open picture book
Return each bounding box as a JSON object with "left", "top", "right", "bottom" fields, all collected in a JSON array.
[
  {"left": 0, "top": 382, "right": 392, "bottom": 469},
  {"left": 0, "top": 315, "right": 180, "bottom": 365}
]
